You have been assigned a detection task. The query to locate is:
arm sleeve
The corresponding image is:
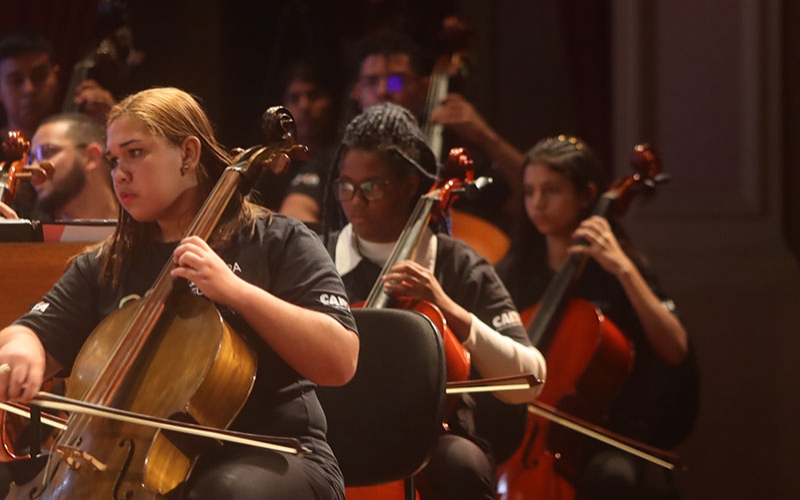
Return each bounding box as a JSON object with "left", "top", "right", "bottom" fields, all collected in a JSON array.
[
  {"left": 13, "top": 252, "right": 102, "bottom": 371},
  {"left": 463, "top": 314, "right": 546, "bottom": 403},
  {"left": 269, "top": 221, "right": 358, "bottom": 335}
]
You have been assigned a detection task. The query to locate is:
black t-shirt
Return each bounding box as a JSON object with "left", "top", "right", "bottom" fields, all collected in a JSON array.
[
  {"left": 496, "top": 255, "right": 698, "bottom": 449},
  {"left": 15, "top": 215, "right": 357, "bottom": 467},
  {"left": 250, "top": 147, "right": 335, "bottom": 214}
]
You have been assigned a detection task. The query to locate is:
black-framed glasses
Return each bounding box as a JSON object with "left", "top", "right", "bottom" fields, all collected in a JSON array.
[
  {"left": 28, "top": 142, "right": 88, "bottom": 165},
  {"left": 333, "top": 178, "right": 393, "bottom": 201}
]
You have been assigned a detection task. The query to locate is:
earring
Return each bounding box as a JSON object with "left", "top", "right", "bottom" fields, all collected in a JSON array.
[{"left": 181, "top": 164, "right": 189, "bottom": 176}]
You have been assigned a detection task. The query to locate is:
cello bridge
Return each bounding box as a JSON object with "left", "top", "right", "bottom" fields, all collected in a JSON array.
[{"left": 56, "top": 446, "right": 109, "bottom": 471}]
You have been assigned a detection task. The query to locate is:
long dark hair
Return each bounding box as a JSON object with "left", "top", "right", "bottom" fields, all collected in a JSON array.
[{"left": 502, "top": 135, "right": 648, "bottom": 303}]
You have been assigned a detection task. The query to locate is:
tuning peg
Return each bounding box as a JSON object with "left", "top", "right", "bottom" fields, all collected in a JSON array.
[
  {"left": 653, "top": 173, "right": 672, "bottom": 184},
  {"left": 288, "top": 144, "right": 309, "bottom": 162},
  {"left": 460, "top": 176, "right": 493, "bottom": 201},
  {"left": 25, "top": 161, "right": 55, "bottom": 185}
]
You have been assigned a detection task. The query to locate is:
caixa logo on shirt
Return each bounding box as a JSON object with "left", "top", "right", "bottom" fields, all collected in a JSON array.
[
  {"left": 30, "top": 301, "right": 50, "bottom": 314},
  {"left": 492, "top": 310, "right": 522, "bottom": 330},
  {"left": 319, "top": 294, "right": 350, "bottom": 311}
]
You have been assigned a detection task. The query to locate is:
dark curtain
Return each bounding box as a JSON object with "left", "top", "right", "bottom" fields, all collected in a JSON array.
[
  {"left": 784, "top": 0, "right": 800, "bottom": 261},
  {"left": 554, "top": 0, "right": 613, "bottom": 175}
]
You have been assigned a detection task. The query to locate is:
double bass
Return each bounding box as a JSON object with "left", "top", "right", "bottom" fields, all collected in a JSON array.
[
  {"left": 422, "top": 17, "right": 511, "bottom": 265},
  {"left": 497, "top": 144, "right": 675, "bottom": 500},
  {"left": 4, "top": 107, "right": 308, "bottom": 499}
]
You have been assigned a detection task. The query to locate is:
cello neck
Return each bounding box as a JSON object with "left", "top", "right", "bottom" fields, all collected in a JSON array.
[
  {"left": 83, "top": 123, "right": 301, "bottom": 407},
  {"left": 527, "top": 192, "right": 616, "bottom": 347},
  {"left": 364, "top": 195, "right": 438, "bottom": 308}
]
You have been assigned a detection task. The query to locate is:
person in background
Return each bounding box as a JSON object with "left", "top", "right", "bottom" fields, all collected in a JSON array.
[
  {"left": 495, "top": 135, "right": 698, "bottom": 499},
  {"left": 0, "top": 31, "right": 116, "bottom": 218},
  {"left": 0, "top": 112, "right": 117, "bottom": 221},
  {"left": 324, "top": 102, "right": 546, "bottom": 500},
  {"left": 248, "top": 60, "right": 341, "bottom": 226},
  {"left": 0, "top": 31, "right": 115, "bottom": 140}
]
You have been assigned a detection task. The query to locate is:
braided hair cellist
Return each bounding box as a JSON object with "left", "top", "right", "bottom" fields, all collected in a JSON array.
[
  {"left": 323, "top": 102, "right": 546, "bottom": 500},
  {"left": 495, "top": 135, "right": 698, "bottom": 499},
  {"left": 0, "top": 87, "right": 359, "bottom": 499}
]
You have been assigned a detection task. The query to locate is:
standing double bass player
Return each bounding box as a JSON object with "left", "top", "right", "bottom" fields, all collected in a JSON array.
[{"left": 0, "top": 87, "right": 359, "bottom": 499}]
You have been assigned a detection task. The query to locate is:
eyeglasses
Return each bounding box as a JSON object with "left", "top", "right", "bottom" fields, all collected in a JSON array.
[
  {"left": 28, "top": 142, "right": 87, "bottom": 165},
  {"left": 333, "top": 178, "right": 393, "bottom": 201},
  {"left": 358, "top": 73, "right": 408, "bottom": 94}
]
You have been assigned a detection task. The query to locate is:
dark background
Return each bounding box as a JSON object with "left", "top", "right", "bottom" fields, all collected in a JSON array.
[{"left": 0, "top": 0, "right": 611, "bottom": 164}]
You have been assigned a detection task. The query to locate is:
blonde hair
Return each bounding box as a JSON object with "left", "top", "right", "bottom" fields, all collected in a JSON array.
[{"left": 99, "top": 87, "right": 264, "bottom": 286}]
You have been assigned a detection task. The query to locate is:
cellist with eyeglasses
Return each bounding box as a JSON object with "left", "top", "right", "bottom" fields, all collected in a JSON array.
[{"left": 323, "top": 103, "right": 546, "bottom": 500}]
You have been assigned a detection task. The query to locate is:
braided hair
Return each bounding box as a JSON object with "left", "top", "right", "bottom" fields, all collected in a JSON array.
[{"left": 322, "top": 103, "right": 438, "bottom": 240}]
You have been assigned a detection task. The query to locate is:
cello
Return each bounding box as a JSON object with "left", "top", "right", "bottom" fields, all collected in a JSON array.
[
  {"left": 497, "top": 143, "right": 673, "bottom": 500},
  {"left": 0, "top": 131, "right": 60, "bottom": 465},
  {"left": 4, "top": 106, "right": 308, "bottom": 499}
]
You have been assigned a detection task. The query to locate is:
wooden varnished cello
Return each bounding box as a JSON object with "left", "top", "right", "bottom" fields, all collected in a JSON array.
[
  {"left": 3, "top": 107, "right": 308, "bottom": 499},
  {"left": 497, "top": 144, "right": 675, "bottom": 500}
]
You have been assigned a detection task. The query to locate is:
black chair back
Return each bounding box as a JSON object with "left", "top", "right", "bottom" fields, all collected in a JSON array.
[{"left": 317, "top": 308, "right": 446, "bottom": 487}]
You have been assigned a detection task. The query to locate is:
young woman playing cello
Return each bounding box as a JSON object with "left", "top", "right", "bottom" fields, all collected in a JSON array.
[
  {"left": 495, "top": 135, "right": 697, "bottom": 499},
  {"left": 323, "top": 102, "right": 546, "bottom": 500},
  {"left": 0, "top": 87, "right": 359, "bottom": 499}
]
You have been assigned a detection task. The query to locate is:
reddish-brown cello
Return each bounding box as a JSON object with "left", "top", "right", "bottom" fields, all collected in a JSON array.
[{"left": 497, "top": 144, "right": 673, "bottom": 500}]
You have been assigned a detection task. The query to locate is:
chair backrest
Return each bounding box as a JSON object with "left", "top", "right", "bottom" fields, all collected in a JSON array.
[{"left": 317, "top": 308, "right": 446, "bottom": 487}]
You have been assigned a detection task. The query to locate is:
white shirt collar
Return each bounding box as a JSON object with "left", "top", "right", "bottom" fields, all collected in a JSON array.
[{"left": 334, "top": 223, "right": 438, "bottom": 275}]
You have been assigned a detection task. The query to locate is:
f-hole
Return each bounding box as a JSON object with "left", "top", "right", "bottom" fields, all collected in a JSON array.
[{"left": 113, "top": 438, "right": 135, "bottom": 500}]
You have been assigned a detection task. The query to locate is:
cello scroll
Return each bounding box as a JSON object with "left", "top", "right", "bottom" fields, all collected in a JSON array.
[{"left": 0, "top": 131, "right": 54, "bottom": 204}]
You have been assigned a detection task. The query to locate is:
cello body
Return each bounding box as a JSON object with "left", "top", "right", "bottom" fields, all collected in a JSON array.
[
  {"left": 37, "top": 290, "right": 256, "bottom": 499},
  {"left": 498, "top": 299, "right": 633, "bottom": 500},
  {"left": 497, "top": 143, "right": 671, "bottom": 499}
]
